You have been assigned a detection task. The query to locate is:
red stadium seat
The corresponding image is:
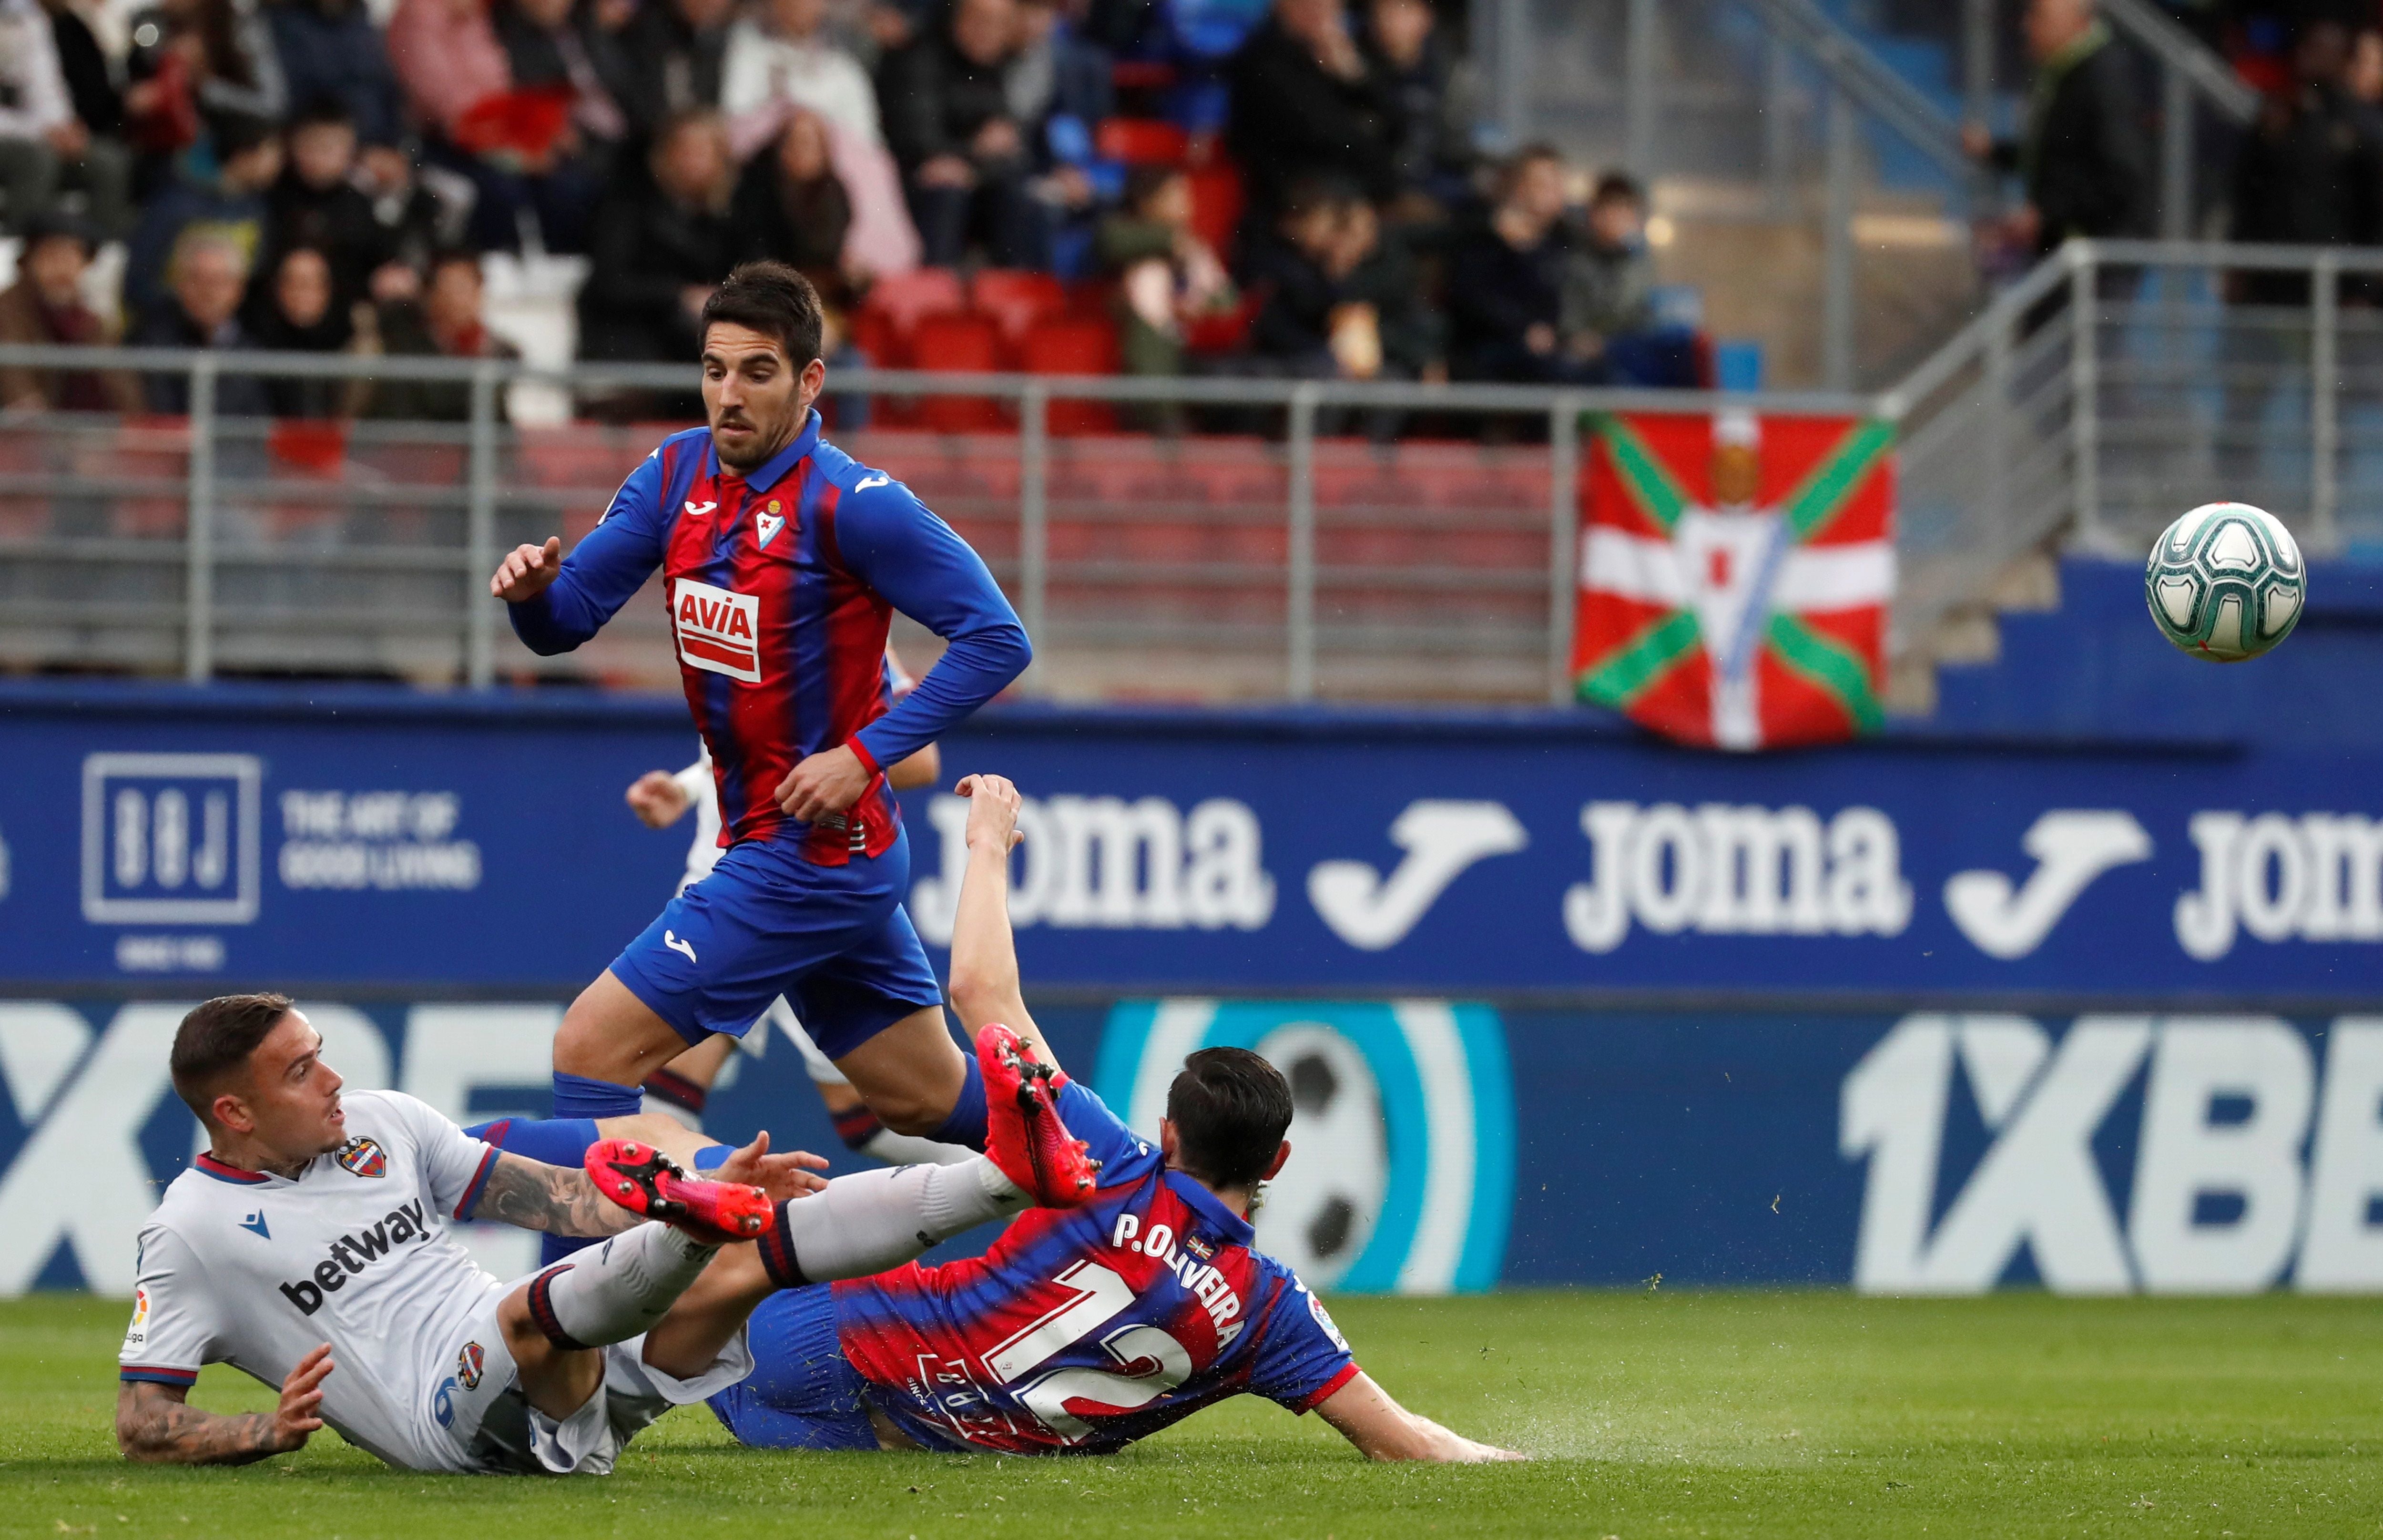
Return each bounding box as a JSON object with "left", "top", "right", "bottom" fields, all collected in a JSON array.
[
  {"left": 909, "top": 312, "right": 1006, "bottom": 433},
  {"left": 1094, "top": 117, "right": 1190, "bottom": 166},
  {"left": 860, "top": 268, "right": 967, "bottom": 350},
  {"left": 970, "top": 269, "right": 1069, "bottom": 351},
  {"left": 1185, "top": 163, "right": 1244, "bottom": 258},
  {"left": 1019, "top": 317, "right": 1120, "bottom": 436}
]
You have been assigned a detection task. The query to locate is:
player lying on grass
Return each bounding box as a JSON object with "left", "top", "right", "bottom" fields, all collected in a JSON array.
[
  {"left": 476, "top": 775, "right": 1522, "bottom": 1462},
  {"left": 115, "top": 992, "right": 1097, "bottom": 1475}
]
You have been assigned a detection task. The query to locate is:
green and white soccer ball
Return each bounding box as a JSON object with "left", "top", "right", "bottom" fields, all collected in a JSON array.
[{"left": 2144, "top": 502, "right": 2306, "bottom": 663}]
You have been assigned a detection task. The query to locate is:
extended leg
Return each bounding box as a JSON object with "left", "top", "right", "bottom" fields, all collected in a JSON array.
[
  {"left": 552, "top": 969, "right": 699, "bottom": 1119},
  {"left": 497, "top": 1224, "right": 720, "bottom": 1419},
  {"left": 831, "top": 1005, "right": 977, "bottom": 1141}
]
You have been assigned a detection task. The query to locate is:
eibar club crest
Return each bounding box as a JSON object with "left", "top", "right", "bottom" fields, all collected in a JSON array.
[
  {"left": 336, "top": 1136, "right": 387, "bottom": 1178},
  {"left": 756, "top": 498, "right": 785, "bottom": 549},
  {"left": 1572, "top": 409, "right": 1895, "bottom": 750}
]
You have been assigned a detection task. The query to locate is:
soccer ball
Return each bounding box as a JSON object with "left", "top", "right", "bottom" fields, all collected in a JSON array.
[
  {"left": 1249, "top": 1024, "right": 1386, "bottom": 1289},
  {"left": 2143, "top": 502, "right": 2306, "bottom": 663}
]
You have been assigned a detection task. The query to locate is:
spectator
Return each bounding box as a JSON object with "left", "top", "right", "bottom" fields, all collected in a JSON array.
[
  {"left": 363, "top": 247, "right": 518, "bottom": 419},
  {"left": 267, "top": 0, "right": 405, "bottom": 149},
  {"left": 1227, "top": 0, "right": 1391, "bottom": 222},
  {"left": 492, "top": 0, "right": 629, "bottom": 164},
  {"left": 608, "top": 0, "right": 738, "bottom": 145},
  {"left": 262, "top": 99, "right": 407, "bottom": 314},
  {"left": 2352, "top": 25, "right": 2383, "bottom": 107},
  {"left": 720, "top": 0, "right": 921, "bottom": 275},
  {"left": 1244, "top": 182, "right": 1438, "bottom": 387},
  {"left": 1445, "top": 143, "right": 1594, "bottom": 384},
  {"left": 730, "top": 109, "right": 855, "bottom": 296},
  {"left": 38, "top": 0, "right": 135, "bottom": 234},
  {"left": 0, "top": 0, "right": 134, "bottom": 238},
  {"left": 1007, "top": 0, "right": 1112, "bottom": 131},
  {"left": 388, "top": 0, "right": 606, "bottom": 250},
  {"left": 881, "top": 0, "right": 1059, "bottom": 267},
  {"left": 1962, "top": 0, "right": 2151, "bottom": 263},
  {"left": 578, "top": 109, "right": 738, "bottom": 361},
  {"left": 245, "top": 245, "right": 358, "bottom": 417},
  {"left": 1099, "top": 163, "right": 1235, "bottom": 381},
  {"left": 130, "top": 230, "right": 272, "bottom": 415},
  {"left": 2229, "top": 19, "right": 2383, "bottom": 303},
  {"left": 0, "top": 211, "right": 142, "bottom": 413},
  {"left": 1360, "top": 0, "right": 1473, "bottom": 221},
  {"left": 123, "top": 110, "right": 283, "bottom": 324},
  {"left": 1559, "top": 171, "right": 1694, "bottom": 387},
  {"left": 124, "top": 0, "right": 290, "bottom": 141}
]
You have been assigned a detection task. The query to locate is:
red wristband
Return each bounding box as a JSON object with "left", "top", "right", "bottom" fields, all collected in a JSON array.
[{"left": 845, "top": 737, "right": 883, "bottom": 778}]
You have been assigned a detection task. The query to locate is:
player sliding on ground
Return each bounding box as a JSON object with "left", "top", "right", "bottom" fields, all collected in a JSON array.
[
  {"left": 114, "top": 993, "right": 1096, "bottom": 1474},
  {"left": 488, "top": 259, "right": 1031, "bottom": 1163},
  {"left": 482, "top": 776, "right": 1523, "bottom": 1461}
]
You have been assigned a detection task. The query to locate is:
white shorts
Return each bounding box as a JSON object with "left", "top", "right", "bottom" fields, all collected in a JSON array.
[{"left": 426, "top": 1271, "right": 754, "bottom": 1476}]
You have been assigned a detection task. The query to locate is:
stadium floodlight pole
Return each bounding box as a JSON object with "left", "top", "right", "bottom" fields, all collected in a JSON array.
[
  {"left": 1547, "top": 396, "right": 1582, "bottom": 706},
  {"left": 182, "top": 357, "right": 217, "bottom": 685},
  {"left": 1286, "top": 383, "right": 1319, "bottom": 701},
  {"left": 1019, "top": 379, "right": 1049, "bottom": 689},
  {"left": 465, "top": 361, "right": 500, "bottom": 688},
  {"left": 2314, "top": 252, "right": 2341, "bottom": 553}
]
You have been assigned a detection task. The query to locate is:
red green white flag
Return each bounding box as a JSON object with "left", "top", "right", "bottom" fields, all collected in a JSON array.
[{"left": 1571, "top": 409, "right": 1895, "bottom": 750}]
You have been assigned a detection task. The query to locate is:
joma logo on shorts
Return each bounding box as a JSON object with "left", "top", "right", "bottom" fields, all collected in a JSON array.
[{"left": 278, "top": 1201, "right": 428, "bottom": 1314}]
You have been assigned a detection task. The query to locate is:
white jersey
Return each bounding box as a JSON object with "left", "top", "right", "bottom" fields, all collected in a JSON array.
[{"left": 120, "top": 1091, "right": 506, "bottom": 1473}]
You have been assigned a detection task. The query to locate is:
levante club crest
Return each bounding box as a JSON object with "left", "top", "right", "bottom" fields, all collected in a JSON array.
[
  {"left": 336, "top": 1137, "right": 387, "bottom": 1178},
  {"left": 1573, "top": 409, "right": 1895, "bottom": 750}
]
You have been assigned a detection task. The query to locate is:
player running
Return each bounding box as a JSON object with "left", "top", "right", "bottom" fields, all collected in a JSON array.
[
  {"left": 116, "top": 992, "right": 1095, "bottom": 1473},
  {"left": 489, "top": 260, "right": 1029, "bottom": 1156},
  {"left": 477, "top": 777, "right": 1522, "bottom": 1462}
]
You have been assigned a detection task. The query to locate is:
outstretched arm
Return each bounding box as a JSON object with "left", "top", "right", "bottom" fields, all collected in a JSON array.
[
  {"left": 941, "top": 773, "right": 1060, "bottom": 1072},
  {"left": 117, "top": 1346, "right": 332, "bottom": 1465},
  {"left": 474, "top": 1152, "right": 645, "bottom": 1237},
  {"left": 1313, "top": 1372, "right": 1526, "bottom": 1463}
]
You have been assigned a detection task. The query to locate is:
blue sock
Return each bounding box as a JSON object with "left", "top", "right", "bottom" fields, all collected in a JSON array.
[
  {"left": 929, "top": 1055, "right": 988, "bottom": 1150},
  {"left": 540, "top": 1233, "right": 597, "bottom": 1266},
  {"left": 470, "top": 1117, "right": 602, "bottom": 1168},
  {"left": 552, "top": 1071, "right": 641, "bottom": 1121}
]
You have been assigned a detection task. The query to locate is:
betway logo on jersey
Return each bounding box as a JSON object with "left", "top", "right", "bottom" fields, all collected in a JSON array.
[
  {"left": 671, "top": 579, "right": 762, "bottom": 683},
  {"left": 278, "top": 1200, "right": 430, "bottom": 1314}
]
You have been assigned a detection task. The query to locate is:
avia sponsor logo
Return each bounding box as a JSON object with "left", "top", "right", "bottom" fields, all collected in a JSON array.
[
  {"left": 672, "top": 578, "right": 762, "bottom": 683},
  {"left": 2176, "top": 811, "right": 2383, "bottom": 960},
  {"left": 278, "top": 1200, "right": 430, "bottom": 1314},
  {"left": 1564, "top": 801, "right": 1913, "bottom": 953},
  {"left": 910, "top": 794, "right": 1274, "bottom": 943},
  {"left": 1843, "top": 1014, "right": 2383, "bottom": 1294},
  {"left": 1110, "top": 1212, "right": 1243, "bottom": 1344}
]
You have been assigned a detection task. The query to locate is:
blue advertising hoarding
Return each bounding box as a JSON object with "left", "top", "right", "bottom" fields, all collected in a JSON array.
[{"left": 2, "top": 682, "right": 2381, "bottom": 1296}]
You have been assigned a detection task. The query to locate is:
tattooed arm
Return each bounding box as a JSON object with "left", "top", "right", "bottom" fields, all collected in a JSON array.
[
  {"left": 474, "top": 1152, "right": 644, "bottom": 1237},
  {"left": 116, "top": 1345, "right": 332, "bottom": 1465}
]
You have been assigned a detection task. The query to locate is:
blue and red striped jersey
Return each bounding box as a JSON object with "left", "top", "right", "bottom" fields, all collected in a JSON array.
[
  {"left": 507, "top": 411, "right": 1029, "bottom": 861},
  {"left": 831, "top": 1081, "right": 1361, "bottom": 1454}
]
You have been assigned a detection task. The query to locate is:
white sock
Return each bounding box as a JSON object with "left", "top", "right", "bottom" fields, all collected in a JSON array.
[
  {"left": 860, "top": 1127, "right": 979, "bottom": 1168},
  {"left": 762, "top": 1157, "right": 1025, "bottom": 1285},
  {"left": 529, "top": 1224, "right": 714, "bottom": 1349}
]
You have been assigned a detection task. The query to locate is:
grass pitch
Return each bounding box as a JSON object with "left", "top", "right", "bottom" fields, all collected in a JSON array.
[{"left": 0, "top": 1290, "right": 2376, "bottom": 1538}]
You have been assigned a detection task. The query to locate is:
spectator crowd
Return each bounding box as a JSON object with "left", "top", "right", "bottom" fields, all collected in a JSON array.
[{"left": 0, "top": 0, "right": 1700, "bottom": 418}]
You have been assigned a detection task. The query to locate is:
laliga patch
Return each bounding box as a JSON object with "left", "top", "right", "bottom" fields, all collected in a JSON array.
[
  {"left": 336, "top": 1136, "right": 387, "bottom": 1179},
  {"left": 672, "top": 578, "right": 763, "bottom": 683},
  {"left": 1306, "top": 1289, "right": 1350, "bottom": 1353},
  {"left": 756, "top": 499, "right": 785, "bottom": 550},
  {"left": 457, "top": 1341, "right": 485, "bottom": 1390}
]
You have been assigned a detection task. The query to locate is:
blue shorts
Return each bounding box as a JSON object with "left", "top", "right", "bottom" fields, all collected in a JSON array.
[
  {"left": 609, "top": 828, "right": 942, "bottom": 1059},
  {"left": 707, "top": 1285, "right": 880, "bottom": 1451}
]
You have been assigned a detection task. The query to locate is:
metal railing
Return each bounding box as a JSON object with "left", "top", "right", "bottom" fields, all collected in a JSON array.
[{"left": 0, "top": 345, "right": 1877, "bottom": 704}]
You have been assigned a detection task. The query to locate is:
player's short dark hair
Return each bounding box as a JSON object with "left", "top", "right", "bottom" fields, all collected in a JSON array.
[
  {"left": 1166, "top": 1047, "right": 1293, "bottom": 1189},
  {"left": 700, "top": 261, "right": 825, "bottom": 367},
  {"left": 171, "top": 993, "right": 295, "bottom": 1121}
]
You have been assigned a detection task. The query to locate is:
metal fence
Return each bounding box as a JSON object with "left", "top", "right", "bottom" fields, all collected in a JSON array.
[{"left": 0, "top": 347, "right": 1878, "bottom": 704}]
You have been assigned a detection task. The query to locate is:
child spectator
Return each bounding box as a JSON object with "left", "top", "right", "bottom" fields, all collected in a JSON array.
[
  {"left": 1245, "top": 182, "right": 1437, "bottom": 387},
  {"left": 1560, "top": 172, "right": 1656, "bottom": 375},
  {"left": 262, "top": 100, "right": 409, "bottom": 314},
  {"left": 1099, "top": 163, "right": 1234, "bottom": 381},
  {"left": 0, "top": 211, "right": 141, "bottom": 412}
]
